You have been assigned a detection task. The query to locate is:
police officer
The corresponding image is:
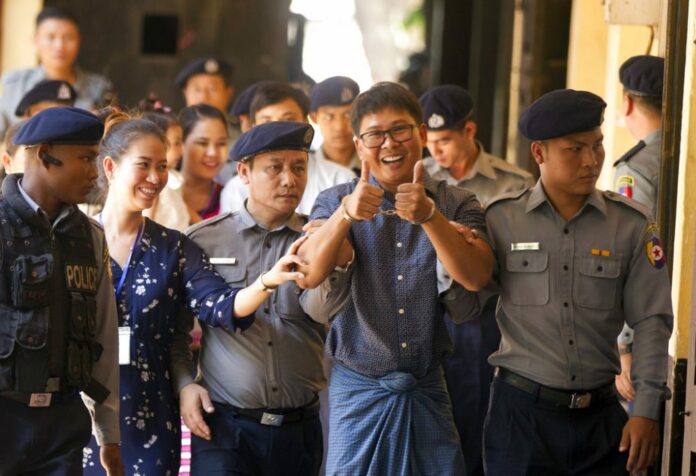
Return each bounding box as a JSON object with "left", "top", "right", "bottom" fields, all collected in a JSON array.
[
  {"left": 0, "top": 6, "right": 113, "bottom": 140},
  {"left": 483, "top": 89, "right": 672, "bottom": 475},
  {"left": 14, "top": 79, "right": 77, "bottom": 119},
  {"left": 0, "top": 107, "right": 122, "bottom": 475},
  {"left": 309, "top": 76, "right": 361, "bottom": 174},
  {"left": 419, "top": 84, "right": 533, "bottom": 476},
  {"left": 613, "top": 55, "right": 665, "bottom": 402},
  {"left": 176, "top": 121, "right": 338, "bottom": 476},
  {"left": 229, "top": 80, "right": 278, "bottom": 134},
  {"left": 176, "top": 56, "right": 235, "bottom": 115}
]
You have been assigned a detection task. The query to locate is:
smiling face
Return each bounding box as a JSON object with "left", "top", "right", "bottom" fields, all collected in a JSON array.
[
  {"left": 354, "top": 107, "right": 426, "bottom": 193},
  {"left": 182, "top": 118, "right": 229, "bottom": 181},
  {"left": 34, "top": 18, "right": 80, "bottom": 72},
  {"left": 104, "top": 135, "right": 168, "bottom": 212},
  {"left": 238, "top": 150, "right": 308, "bottom": 219},
  {"left": 532, "top": 128, "right": 605, "bottom": 200}
]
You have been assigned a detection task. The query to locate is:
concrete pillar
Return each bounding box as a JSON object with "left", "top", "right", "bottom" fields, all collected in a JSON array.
[{"left": 0, "top": 0, "right": 43, "bottom": 73}]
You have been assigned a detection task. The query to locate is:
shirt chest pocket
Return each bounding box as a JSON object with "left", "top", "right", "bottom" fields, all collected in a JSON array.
[
  {"left": 574, "top": 256, "right": 622, "bottom": 310},
  {"left": 216, "top": 263, "right": 248, "bottom": 288},
  {"left": 504, "top": 251, "right": 549, "bottom": 306},
  {"left": 275, "top": 283, "right": 305, "bottom": 320}
]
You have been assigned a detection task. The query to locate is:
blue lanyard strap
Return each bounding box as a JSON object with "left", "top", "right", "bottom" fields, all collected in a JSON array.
[{"left": 99, "top": 213, "right": 144, "bottom": 299}]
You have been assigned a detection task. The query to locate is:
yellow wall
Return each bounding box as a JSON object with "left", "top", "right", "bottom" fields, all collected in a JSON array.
[
  {"left": 566, "top": 0, "right": 655, "bottom": 192},
  {"left": 0, "top": 0, "right": 43, "bottom": 74}
]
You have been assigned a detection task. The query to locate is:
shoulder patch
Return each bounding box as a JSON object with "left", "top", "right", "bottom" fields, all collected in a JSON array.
[
  {"left": 643, "top": 222, "right": 666, "bottom": 269},
  {"left": 185, "top": 212, "right": 234, "bottom": 236},
  {"left": 485, "top": 186, "right": 530, "bottom": 210},
  {"left": 615, "top": 175, "right": 635, "bottom": 198}
]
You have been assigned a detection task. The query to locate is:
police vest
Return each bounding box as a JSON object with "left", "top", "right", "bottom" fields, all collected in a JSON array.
[{"left": 0, "top": 189, "right": 103, "bottom": 398}]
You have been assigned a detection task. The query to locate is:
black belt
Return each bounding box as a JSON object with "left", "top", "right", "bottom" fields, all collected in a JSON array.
[
  {"left": 495, "top": 368, "right": 617, "bottom": 409},
  {"left": 225, "top": 396, "right": 320, "bottom": 427},
  {"left": 0, "top": 389, "right": 79, "bottom": 407}
]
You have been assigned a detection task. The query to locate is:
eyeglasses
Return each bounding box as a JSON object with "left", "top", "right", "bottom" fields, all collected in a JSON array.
[{"left": 358, "top": 124, "right": 417, "bottom": 148}]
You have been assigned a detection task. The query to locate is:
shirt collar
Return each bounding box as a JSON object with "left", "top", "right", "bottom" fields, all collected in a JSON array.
[
  {"left": 239, "top": 200, "right": 305, "bottom": 233},
  {"left": 471, "top": 142, "right": 497, "bottom": 181},
  {"left": 17, "top": 179, "right": 74, "bottom": 224},
  {"left": 525, "top": 181, "right": 607, "bottom": 216}
]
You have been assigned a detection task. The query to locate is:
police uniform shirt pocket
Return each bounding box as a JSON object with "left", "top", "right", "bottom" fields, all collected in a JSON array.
[
  {"left": 213, "top": 259, "right": 247, "bottom": 287},
  {"left": 12, "top": 254, "right": 53, "bottom": 308},
  {"left": 275, "top": 283, "right": 306, "bottom": 319},
  {"left": 15, "top": 306, "right": 49, "bottom": 350},
  {"left": 504, "top": 250, "right": 549, "bottom": 306},
  {"left": 574, "top": 255, "right": 621, "bottom": 310}
]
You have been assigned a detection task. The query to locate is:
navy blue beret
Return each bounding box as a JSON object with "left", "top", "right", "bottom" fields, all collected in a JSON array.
[
  {"left": 15, "top": 80, "right": 77, "bottom": 117},
  {"left": 518, "top": 89, "right": 606, "bottom": 141},
  {"left": 229, "top": 121, "right": 314, "bottom": 162},
  {"left": 309, "top": 76, "right": 359, "bottom": 112},
  {"left": 619, "top": 55, "right": 664, "bottom": 97},
  {"left": 229, "top": 80, "right": 279, "bottom": 117},
  {"left": 13, "top": 106, "right": 104, "bottom": 145},
  {"left": 175, "top": 57, "right": 233, "bottom": 88},
  {"left": 419, "top": 85, "right": 474, "bottom": 130}
]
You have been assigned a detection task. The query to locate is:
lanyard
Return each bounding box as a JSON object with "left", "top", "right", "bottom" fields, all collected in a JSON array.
[{"left": 99, "top": 213, "right": 144, "bottom": 299}]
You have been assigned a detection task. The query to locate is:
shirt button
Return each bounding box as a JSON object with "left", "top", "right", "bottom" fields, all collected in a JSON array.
[
  {"left": 397, "top": 275, "right": 403, "bottom": 281},
  {"left": 401, "top": 342, "right": 407, "bottom": 348},
  {"left": 571, "top": 375, "right": 576, "bottom": 381},
  {"left": 396, "top": 242, "right": 403, "bottom": 248},
  {"left": 563, "top": 228, "right": 569, "bottom": 234},
  {"left": 267, "top": 341, "right": 272, "bottom": 346},
  {"left": 272, "top": 387, "right": 278, "bottom": 392},
  {"left": 265, "top": 242, "right": 272, "bottom": 249},
  {"left": 563, "top": 265, "right": 568, "bottom": 271},
  {"left": 568, "top": 339, "right": 574, "bottom": 345},
  {"left": 263, "top": 307, "right": 269, "bottom": 314},
  {"left": 563, "top": 302, "right": 569, "bottom": 307},
  {"left": 398, "top": 308, "right": 405, "bottom": 315}
]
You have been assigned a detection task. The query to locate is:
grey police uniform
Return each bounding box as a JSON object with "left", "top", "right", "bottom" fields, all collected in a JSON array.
[
  {"left": 0, "top": 66, "right": 112, "bottom": 138},
  {"left": 485, "top": 183, "right": 672, "bottom": 417},
  {"left": 613, "top": 129, "right": 661, "bottom": 217},
  {"left": 423, "top": 144, "right": 533, "bottom": 206},
  {"left": 0, "top": 175, "right": 119, "bottom": 472}
]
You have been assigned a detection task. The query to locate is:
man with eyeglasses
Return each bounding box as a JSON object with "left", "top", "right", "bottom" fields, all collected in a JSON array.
[{"left": 296, "top": 82, "right": 494, "bottom": 475}]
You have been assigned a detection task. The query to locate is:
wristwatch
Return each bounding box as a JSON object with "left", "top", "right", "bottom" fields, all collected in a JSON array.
[{"left": 257, "top": 271, "right": 277, "bottom": 293}]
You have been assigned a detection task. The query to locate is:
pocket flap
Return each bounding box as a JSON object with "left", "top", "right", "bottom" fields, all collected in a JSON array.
[
  {"left": 17, "top": 254, "right": 53, "bottom": 284},
  {"left": 506, "top": 251, "right": 548, "bottom": 273},
  {"left": 16, "top": 307, "right": 49, "bottom": 349},
  {"left": 579, "top": 256, "right": 621, "bottom": 279}
]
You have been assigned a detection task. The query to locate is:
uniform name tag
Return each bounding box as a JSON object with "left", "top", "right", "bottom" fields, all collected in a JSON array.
[
  {"left": 29, "top": 393, "right": 52, "bottom": 407},
  {"left": 511, "top": 242, "right": 540, "bottom": 251},
  {"left": 210, "top": 257, "right": 237, "bottom": 265},
  {"left": 118, "top": 326, "right": 131, "bottom": 365}
]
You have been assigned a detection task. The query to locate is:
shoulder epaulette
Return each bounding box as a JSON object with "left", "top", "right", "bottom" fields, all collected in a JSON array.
[
  {"left": 485, "top": 186, "right": 530, "bottom": 210},
  {"left": 613, "top": 140, "right": 646, "bottom": 166},
  {"left": 185, "top": 212, "right": 234, "bottom": 235},
  {"left": 603, "top": 190, "right": 653, "bottom": 220}
]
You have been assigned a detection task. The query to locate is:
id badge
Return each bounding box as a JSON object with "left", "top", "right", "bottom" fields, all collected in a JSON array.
[{"left": 118, "top": 326, "right": 131, "bottom": 365}]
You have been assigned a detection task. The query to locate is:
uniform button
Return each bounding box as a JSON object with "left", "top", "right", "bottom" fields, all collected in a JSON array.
[
  {"left": 563, "top": 302, "right": 569, "bottom": 307},
  {"left": 263, "top": 307, "right": 269, "bottom": 314},
  {"left": 31, "top": 271, "right": 37, "bottom": 278},
  {"left": 563, "top": 228, "right": 569, "bottom": 234},
  {"left": 401, "top": 342, "right": 407, "bottom": 348},
  {"left": 522, "top": 260, "right": 528, "bottom": 267},
  {"left": 396, "top": 242, "right": 403, "bottom": 248},
  {"left": 563, "top": 265, "right": 568, "bottom": 271},
  {"left": 272, "top": 387, "right": 278, "bottom": 392},
  {"left": 568, "top": 339, "right": 574, "bottom": 345},
  {"left": 267, "top": 341, "right": 273, "bottom": 346},
  {"left": 397, "top": 275, "right": 403, "bottom": 281},
  {"left": 27, "top": 336, "right": 34, "bottom": 344},
  {"left": 265, "top": 242, "right": 272, "bottom": 249},
  {"left": 571, "top": 375, "right": 576, "bottom": 381},
  {"left": 398, "top": 308, "right": 405, "bottom": 315},
  {"left": 597, "top": 266, "right": 603, "bottom": 272}
]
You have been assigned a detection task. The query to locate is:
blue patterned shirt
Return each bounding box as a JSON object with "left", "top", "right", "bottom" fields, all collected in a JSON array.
[{"left": 310, "top": 172, "right": 488, "bottom": 379}]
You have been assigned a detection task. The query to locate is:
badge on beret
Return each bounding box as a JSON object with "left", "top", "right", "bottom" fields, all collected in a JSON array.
[
  {"left": 615, "top": 175, "right": 634, "bottom": 199},
  {"left": 304, "top": 128, "right": 314, "bottom": 145},
  {"left": 340, "top": 87, "right": 354, "bottom": 102},
  {"left": 643, "top": 223, "right": 665, "bottom": 269},
  {"left": 57, "top": 83, "right": 72, "bottom": 100},
  {"left": 428, "top": 113, "right": 445, "bottom": 129},
  {"left": 204, "top": 59, "right": 219, "bottom": 74}
]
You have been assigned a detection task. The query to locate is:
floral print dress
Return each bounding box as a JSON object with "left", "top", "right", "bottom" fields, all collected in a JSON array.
[{"left": 83, "top": 218, "right": 238, "bottom": 476}]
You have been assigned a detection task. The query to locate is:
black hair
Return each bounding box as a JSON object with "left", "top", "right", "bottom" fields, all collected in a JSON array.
[
  {"left": 249, "top": 82, "right": 310, "bottom": 121},
  {"left": 179, "top": 104, "right": 228, "bottom": 141},
  {"left": 350, "top": 81, "right": 423, "bottom": 134},
  {"left": 95, "top": 112, "right": 168, "bottom": 200},
  {"left": 36, "top": 6, "right": 79, "bottom": 28},
  {"left": 624, "top": 88, "right": 662, "bottom": 116}
]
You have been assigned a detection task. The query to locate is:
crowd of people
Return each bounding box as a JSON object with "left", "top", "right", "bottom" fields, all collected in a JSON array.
[{"left": 0, "top": 5, "right": 673, "bottom": 476}]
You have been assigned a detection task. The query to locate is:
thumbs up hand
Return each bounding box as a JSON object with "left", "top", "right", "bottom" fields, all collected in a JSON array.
[
  {"left": 395, "top": 160, "right": 436, "bottom": 225},
  {"left": 342, "top": 160, "right": 384, "bottom": 222}
]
